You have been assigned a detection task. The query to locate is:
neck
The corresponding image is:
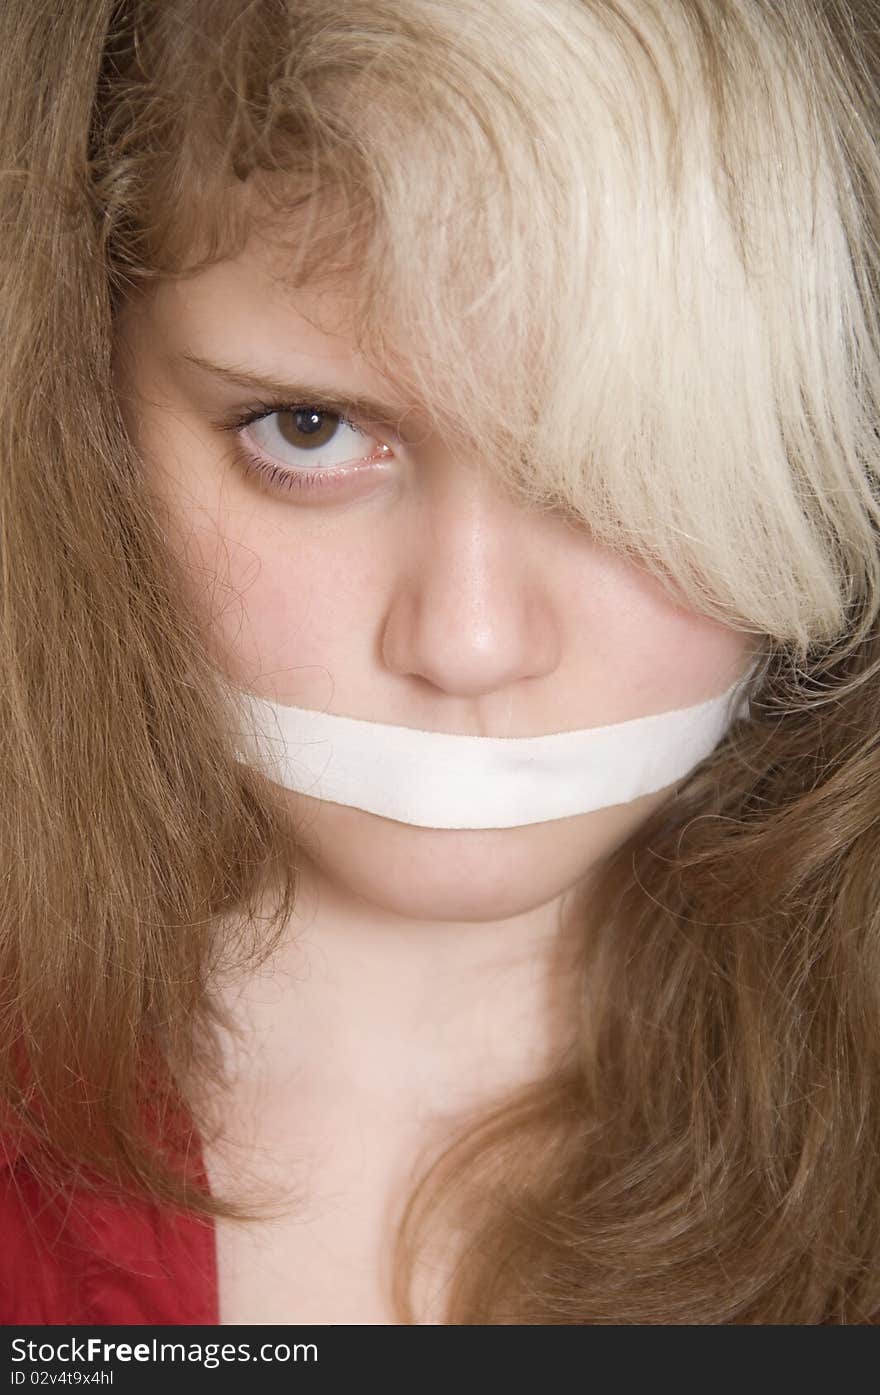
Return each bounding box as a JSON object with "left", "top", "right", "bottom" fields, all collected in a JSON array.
[{"left": 210, "top": 848, "right": 586, "bottom": 1120}]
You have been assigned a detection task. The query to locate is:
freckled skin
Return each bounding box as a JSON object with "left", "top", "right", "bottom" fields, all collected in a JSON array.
[{"left": 114, "top": 231, "right": 760, "bottom": 1322}]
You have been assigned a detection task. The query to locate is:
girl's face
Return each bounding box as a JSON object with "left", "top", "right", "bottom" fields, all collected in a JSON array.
[{"left": 115, "top": 229, "right": 758, "bottom": 924}]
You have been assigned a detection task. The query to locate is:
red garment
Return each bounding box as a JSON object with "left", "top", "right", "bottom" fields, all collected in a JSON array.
[{"left": 0, "top": 1130, "right": 218, "bottom": 1325}]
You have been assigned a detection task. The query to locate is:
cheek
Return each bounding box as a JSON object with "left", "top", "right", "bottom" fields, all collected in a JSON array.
[
  {"left": 286, "top": 786, "right": 675, "bottom": 924},
  {"left": 564, "top": 551, "right": 758, "bottom": 719},
  {"left": 158, "top": 490, "right": 381, "bottom": 689},
  {"left": 127, "top": 387, "right": 382, "bottom": 687}
]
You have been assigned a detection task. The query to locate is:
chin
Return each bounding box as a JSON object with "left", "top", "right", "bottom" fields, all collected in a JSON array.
[{"left": 284, "top": 790, "right": 666, "bottom": 925}]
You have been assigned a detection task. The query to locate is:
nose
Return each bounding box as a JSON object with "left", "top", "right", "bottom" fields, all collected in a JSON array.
[{"left": 380, "top": 466, "right": 562, "bottom": 700}]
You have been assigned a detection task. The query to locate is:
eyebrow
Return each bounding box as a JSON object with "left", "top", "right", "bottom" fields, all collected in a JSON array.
[{"left": 177, "top": 349, "right": 417, "bottom": 431}]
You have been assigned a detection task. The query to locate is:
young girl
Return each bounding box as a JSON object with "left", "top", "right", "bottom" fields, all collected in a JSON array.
[{"left": 2, "top": 0, "right": 879, "bottom": 1325}]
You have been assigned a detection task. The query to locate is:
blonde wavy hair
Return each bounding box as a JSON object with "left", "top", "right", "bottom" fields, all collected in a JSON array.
[{"left": 2, "top": 0, "right": 880, "bottom": 1322}]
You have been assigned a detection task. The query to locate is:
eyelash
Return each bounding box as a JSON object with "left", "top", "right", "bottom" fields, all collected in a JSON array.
[{"left": 216, "top": 398, "right": 394, "bottom": 497}]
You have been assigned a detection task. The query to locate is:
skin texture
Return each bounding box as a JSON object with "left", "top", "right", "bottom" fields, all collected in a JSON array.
[{"left": 114, "top": 228, "right": 760, "bottom": 1321}]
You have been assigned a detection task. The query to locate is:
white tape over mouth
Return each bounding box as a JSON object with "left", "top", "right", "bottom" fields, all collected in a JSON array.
[{"left": 226, "top": 663, "right": 754, "bottom": 831}]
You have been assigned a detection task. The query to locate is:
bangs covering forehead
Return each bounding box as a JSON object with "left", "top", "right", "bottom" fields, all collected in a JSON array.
[{"left": 98, "top": 0, "right": 880, "bottom": 656}]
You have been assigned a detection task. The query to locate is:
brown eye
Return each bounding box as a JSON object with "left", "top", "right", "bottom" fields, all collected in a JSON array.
[
  {"left": 276, "top": 409, "right": 340, "bottom": 450},
  {"left": 232, "top": 402, "right": 393, "bottom": 498}
]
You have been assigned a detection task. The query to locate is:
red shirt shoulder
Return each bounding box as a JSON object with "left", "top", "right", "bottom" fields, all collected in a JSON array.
[{"left": 0, "top": 1130, "right": 218, "bottom": 1325}]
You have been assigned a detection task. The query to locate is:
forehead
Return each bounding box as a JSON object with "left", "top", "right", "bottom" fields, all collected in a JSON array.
[
  {"left": 127, "top": 218, "right": 498, "bottom": 453},
  {"left": 146, "top": 223, "right": 369, "bottom": 349}
]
